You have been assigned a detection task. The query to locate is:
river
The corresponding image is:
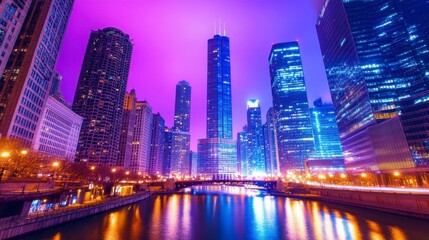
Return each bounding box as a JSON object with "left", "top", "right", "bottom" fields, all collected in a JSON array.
[{"left": 19, "top": 186, "right": 428, "bottom": 240}]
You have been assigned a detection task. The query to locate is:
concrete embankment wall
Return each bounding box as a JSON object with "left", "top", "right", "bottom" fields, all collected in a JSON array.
[
  {"left": 273, "top": 188, "right": 429, "bottom": 220},
  {"left": 0, "top": 192, "right": 152, "bottom": 239}
]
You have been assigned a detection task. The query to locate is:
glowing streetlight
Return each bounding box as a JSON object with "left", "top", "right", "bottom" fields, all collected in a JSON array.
[
  {"left": 52, "top": 161, "right": 60, "bottom": 167},
  {"left": 393, "top": 171, "right": 400, "bottom": 177},
  {"left": 328, "top": 173, "right": 333, "bottom": 178},
  {"left": 125, "top": 171, "right": 130, "bottom": 175},
  {"left": 138, "top": 172, "right": 142, "bottom": 175},
  {"left": 340, "top": 173, "right": 346, "bottom": 179},
  {"left": 20, "top": 150, "right": 28, "bottom": 155},
  {"left": 90, "top": 166, "right": 96, "bottom": 171},
  {"left": 361, "top": 173, "right": 367, "bottom": 178},
  {"left": 111, "top": 168, "right": 117, "bottom": 173},
  {"left": 1, "top": 152, "right": 10, "bottom": 158}
]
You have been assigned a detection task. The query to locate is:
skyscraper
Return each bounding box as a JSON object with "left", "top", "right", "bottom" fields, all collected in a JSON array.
[
  {"left": 170, "top": 131, "right": 191, "bottom": 176},
  {"left": 198, "top": 34, "right": 236, "bottom": 177},
  {"left": 162, "top": 128, "right": 173, "bottom": 176},
  {"left": 206, "top": 34, "right": 232, "bottom": 139},
  {"left": 173, "top": 80, "right": 191, "bottom": 132},
  {"left": 170, "top": 80, "right": 191, "bottom": 177},
  {"left": 317, "top": 0, "right": 429, "bottom": 173},
  {"left": 72, "top": 27, "right": 132, "bottom": 166},
  {"left": 119, "top": 90, "right": 137, "bottom": 168},
  {"left": 237, "top": 129, "right": 248, "bottom": 176},
  {"left": 130, "top": 101, "right": 152, "bottom": 174},
  {"left": 310, "top": 98, "right": 343, "bottom": 159},
  {"left": 246, "top": 99, "right": 265, "bottom": 176},
  {"left": 149, "top": 113, "right": 165, "bottom": 176},
  {"left": 269, "top": 41, "right": 314, "bottom": 173},
  {"left": 0, "top": 0, "right": 74, "bottom": 145},
  {"left": 305, "top": 98, "right": 345, "bottom": 173},
  {"left": 0, "top": 0, "right": 32, "bottom": 76},
  {"left": 265, "top": 107, "right": 280, "bottom": 176}
]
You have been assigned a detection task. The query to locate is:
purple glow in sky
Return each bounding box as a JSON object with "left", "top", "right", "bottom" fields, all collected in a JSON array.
[{"left": 57, "top": 0, "right": 329, "bottom": 151}]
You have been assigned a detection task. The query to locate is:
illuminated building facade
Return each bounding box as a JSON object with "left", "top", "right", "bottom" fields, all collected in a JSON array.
[
  {"left": 72, "top": 27, "right": 132, "bottom": 166},
  {"left": 237, "top": 129, "right": 248, "bottom": 176},
  {"left": 265, "top": 107, "right": 280, "bottom": 176},
  {"left": 310, "top": 98, "right": 343, "bottom": 159},
  {"left": 0, "top": 0, "right": 74, "bottom": 145},
  {"left": 0, "top": 0, "right": 32, "bottom": 76},
  {"left": 130, "top": 101, "right": 152, "bottom": 174},
  {"left": 317, "top": 0, "right": 429, "bottom": 172},
  {"left": 162, "top": 128, "right": 173, "bottom": 176},
  {"left": 246, "top": 99, "right": 265, "bottom": 175},
  {"left": 198, "top": 34, "right": 236, "bottom": 176},
  {"left": 118, "top": 90, "right": 137, "bottom": 168},
  {"left": 33, "top": 96, "right": 82, "bottom": 160},
  {"left": 149, "top": 113, "right": 165, "bottom": 175},
  {"left": 170, "top": 80, "right": 191, "bottom": 176},
  {"left": 269, "top": 41, "right": 314, "bottom": 173}
]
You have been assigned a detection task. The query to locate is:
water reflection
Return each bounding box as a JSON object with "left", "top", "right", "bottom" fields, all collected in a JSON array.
[{"left": 23, "top": 186, "right": 428, "bottom": 240}]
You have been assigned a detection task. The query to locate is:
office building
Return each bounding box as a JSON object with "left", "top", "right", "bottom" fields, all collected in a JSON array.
[
  {"left": 149, "top": 113, "right": 165, "bottom": 175},
  {"left": 0, "top": 0, "right": 32, "bottom": 75},
  {"left": 162, "top": 128, "right": 173, "bottom": 176},
  {"left": 130, "top": 101, "right": 152, "bottom": 174},
  {"left": 237, "top": 129, "right": 248, "bottom": 176},
  {"left": 118, "top": 90, "right": 137, "bottom": 168},
  {"left": 173, "top": 80, "right": 191, "bottom": 132},
  {"left": 0, "top": 0, "right": 74, "bottom": 145},
  {"left": 265, "top": 108, "right": 280, "bottom": 176},
  {"left": 246, "top": 99, "right": 265, "bottom": 176},
  {"left": 269, "top": 41, "right": 314, "bottom": 173},
  {"left": 33, "top": 96, "right": 82, "bottom": 160},
  {"left": 198, "top": 33, "right": 237, "bottom": 177},
  {"left": 317, "top": 0, "right": 429, "bottom": 173}
]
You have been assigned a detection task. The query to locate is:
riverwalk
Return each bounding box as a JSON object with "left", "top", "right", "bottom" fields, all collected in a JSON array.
[{"left": 0, "top": 191, "right": 152, "bottom": 239}]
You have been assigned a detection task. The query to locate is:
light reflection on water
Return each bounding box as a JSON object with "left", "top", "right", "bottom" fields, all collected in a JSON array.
[{"left": 22, "top": 186, "right": 428, "bottom": 240}]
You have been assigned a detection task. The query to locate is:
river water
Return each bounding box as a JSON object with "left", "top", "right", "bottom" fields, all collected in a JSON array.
[{"left": 20, "top": 186, "right": 428, "bottom": 240}]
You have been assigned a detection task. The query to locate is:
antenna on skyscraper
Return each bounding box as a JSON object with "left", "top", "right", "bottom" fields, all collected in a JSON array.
[
  {"left": 218, "top": 18, "right": 221, "bottom": 35},
  {"left": 214, "top": 22, "right": 216, "bottom": 35},
  {"left": 223, "top": 22, "right": 226, "bottom": 36}
]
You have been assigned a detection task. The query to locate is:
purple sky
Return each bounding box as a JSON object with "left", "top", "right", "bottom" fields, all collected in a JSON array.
[{"left": 57, "top": 0, "right": 329, "bottom": 151}]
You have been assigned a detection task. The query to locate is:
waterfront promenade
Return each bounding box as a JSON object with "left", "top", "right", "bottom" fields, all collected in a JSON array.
[{"left": 0, "top": 191, "right": 152, "bottom": 239}]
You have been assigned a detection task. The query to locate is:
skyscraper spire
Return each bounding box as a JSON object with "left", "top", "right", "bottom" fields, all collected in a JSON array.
[{"left": 223, "top": 22, "right": 226, "bottom": 36}]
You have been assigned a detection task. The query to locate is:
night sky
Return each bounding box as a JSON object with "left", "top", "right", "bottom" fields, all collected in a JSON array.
[{"left": 56, "top": 0, "right": 328, "bottom": 151}]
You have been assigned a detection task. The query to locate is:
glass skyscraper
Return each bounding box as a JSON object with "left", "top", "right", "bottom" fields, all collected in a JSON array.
[
  {"left": 237, "top": 129, "right": 248, "bottom": 176},
  {"left": 149, "top": 113, "right": 165, "bottom": 175},
  {"left": 310, "top": 98, "right": 343, "bottom": 159},
  {"left": 269, "top": 41, "right": 314, "bottom": 173},
  {"left": 119, "top": 90, "right": 137, "bottom": 168},
  {"left": 265, "top": 107, "right": 280, "bottom": 176},
  {"left": 198, "top": 34, "right": 236, "bottom": 177},
  {"left": 173, "top": 80, "right": 191, "bottom": 132},
  {"left": 246, "top": 99, "right": 265, "bottom": 176},
  {"left": 170, "top": 80, "right": 191, "bottom": 177},
  {"left": 317, "top": 0, "right": 429, "bottom": 172},
  {"left": 206, "top": 35, "right": 232, "bottom": 139},
  {"left": 72, "top": 27, "right": 133, "bottom": 166}
]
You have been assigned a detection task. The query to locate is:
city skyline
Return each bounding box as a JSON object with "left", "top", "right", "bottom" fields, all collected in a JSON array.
[{"left": 56, "top": 0, "right": 327, "bottom": 151}]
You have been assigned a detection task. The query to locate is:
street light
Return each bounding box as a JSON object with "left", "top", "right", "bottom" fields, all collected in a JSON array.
[
  {"left": 112, "top": 168, "right": 117, "bottom": 173},
  {"left": 1, "top": 152, "right": 10, "bottom": 158},
  {"left": 361, "top": 173, "right": 367, "bottom": 178},
  {"left": 90, "top": 166, "right": 96, "bottom": 171},
  {"left": 393, "top": 171, "right": 400, "bottom": 177},
  {"left": 52, "top": 161, "right": 60, "bottom": 168}
]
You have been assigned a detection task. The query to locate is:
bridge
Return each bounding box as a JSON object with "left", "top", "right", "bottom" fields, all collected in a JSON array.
[{"left": 174, "top": 180, "right": 277, "bottom": 191}]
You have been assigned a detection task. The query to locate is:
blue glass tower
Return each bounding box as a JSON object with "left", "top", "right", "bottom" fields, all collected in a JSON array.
[
  {"left": 269, "top": 42, "right": 314, "bottom": 173},
  {"left": 265, "top": 107, "right": 280, "bottom": 176},
  {"left": 317, "top": 0, "right": 429, "bottom": 172},
  {"left": 237, "top": 129, "right": 249, "bottom": 176},
  {"left": 310, "top": 98, "right": 343, "bottom": 159},
  {"left": 246, "top": 99, "right": 265, "bottom": 176},
  {"left": 206, "top": 35, "right": 233, "bottom": 139},
  {"left": 198, "top": 34, "right": 236, "bottom": 177}
]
